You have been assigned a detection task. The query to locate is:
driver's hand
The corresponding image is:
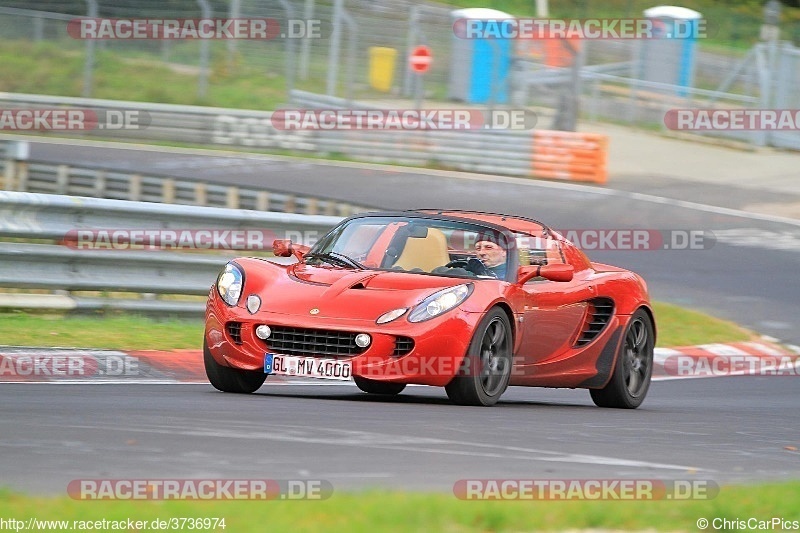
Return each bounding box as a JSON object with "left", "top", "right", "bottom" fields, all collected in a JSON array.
[{"left": 466, "top": 257, "right": 492, "bottom": 277}]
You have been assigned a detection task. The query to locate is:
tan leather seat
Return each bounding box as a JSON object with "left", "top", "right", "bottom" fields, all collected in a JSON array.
[{"left": 393, "top": 228, "right": 450, "bottom": 272}]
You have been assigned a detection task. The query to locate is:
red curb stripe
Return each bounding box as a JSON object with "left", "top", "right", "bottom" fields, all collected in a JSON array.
[{"left": 126, "top": 349, "right": 206, "bottom": 382}]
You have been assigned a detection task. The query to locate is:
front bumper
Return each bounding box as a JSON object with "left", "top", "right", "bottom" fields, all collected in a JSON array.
[{"left": 205, "top": 292, "right": 479, "bottom": 387}]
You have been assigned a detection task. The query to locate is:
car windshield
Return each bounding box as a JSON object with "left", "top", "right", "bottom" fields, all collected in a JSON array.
[{"left": 306, "top": 216, "right": 512, "bottom": 280}]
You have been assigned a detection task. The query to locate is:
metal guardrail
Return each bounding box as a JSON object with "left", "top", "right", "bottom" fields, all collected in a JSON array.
[
  {"left": 0, "top": 91, "right": 609, "bottom": 183},
  {"left": 0, "top": 191, "right": 342, "bottom": 315},
  {"left": 291, "top": 89, "right": 533, "bottom": 176},
  {"left": 0, "top": 140, "right": 370, "bottom": 216},
  {"left": 291, "top": 90, "right": 608, "bottom": 183},
  {"left": 0, "top": 92, "right": 313, "bottom": 150},
  {"left": 513, "top": 61, "right": 633, "bottom": 89},
  {"left": 315, "top": 129, "right": 534, "bottom": 176}
]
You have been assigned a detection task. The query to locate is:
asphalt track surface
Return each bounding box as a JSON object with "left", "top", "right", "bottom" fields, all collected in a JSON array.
[
  {"left": 1, "top": 140, "right": 797, "bottom": 494},
  {"left": 1, "top": 377, "right": 798, "bottom": 494}
]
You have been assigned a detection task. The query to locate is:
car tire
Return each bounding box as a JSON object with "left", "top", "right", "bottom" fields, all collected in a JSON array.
[
  {"left": 204, "top": 338, "right": 266, "bottom": 394},
  {"left": 590, "top": 309, "right": 654, "bottom": 409},
  {"left": 445, "top": 308, "right": 513, "bottom": 406},
  {"left": 353, "top": 376, "right": 406, "bottom": 395}
]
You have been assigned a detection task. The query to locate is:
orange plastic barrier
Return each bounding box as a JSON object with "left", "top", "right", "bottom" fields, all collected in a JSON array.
[
  {"left": 516, "top": 38, "right": 582, "bottom": 67},
  {"left": 531, "top": 130, "right": 608, "bottom": 184}
]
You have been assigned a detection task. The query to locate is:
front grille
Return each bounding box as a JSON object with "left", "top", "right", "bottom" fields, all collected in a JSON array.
[
  {"left": 393, "top": 336, "right": 414, "bottom": 357},
  {"left": 263, "top": 326, "right": 367, "bottom": 357},
  {"left": 575, "top": 298, "right": 614, "bottom": 347},
  {"left": 226, "top": 322, "right": 243, "bottom": 345}
]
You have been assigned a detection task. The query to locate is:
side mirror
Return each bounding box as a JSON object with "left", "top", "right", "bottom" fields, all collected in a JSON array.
[
  {"left": 272, "top": 239, "right": 293, "bottom": 257},
  {"left": 517, "top": 263, "right": 574, "bottom": 284},
  {"left": 272, "top": 239, "right": 310, "bottom": 261}
]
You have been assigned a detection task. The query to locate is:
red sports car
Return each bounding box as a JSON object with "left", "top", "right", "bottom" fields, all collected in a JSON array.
[{"left": 204, "top": 210, "right": 655, "bottom": 408}]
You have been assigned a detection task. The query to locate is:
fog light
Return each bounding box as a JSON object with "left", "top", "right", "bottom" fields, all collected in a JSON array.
[
  {"left": 255, "top": 325, "right": 271, "bottom": 339},
  {"left": 246, "top": 294, "right": 261, "bottom": 314},
  {"left": 354, "top": 333, "right": 371, "bottom": 348}
]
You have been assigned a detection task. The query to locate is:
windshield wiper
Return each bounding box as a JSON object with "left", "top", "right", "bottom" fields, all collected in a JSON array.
[{"left": 304, "top": 251, "right": 365, "bottom": 270}]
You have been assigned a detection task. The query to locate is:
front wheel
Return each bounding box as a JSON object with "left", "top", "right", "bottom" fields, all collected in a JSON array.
[
  {"left": 445, "top": 308, "right": 513, "bottom": 406},
  {"left": 353, "top": 376, "right": 406, "bottom": 395},
  {"left": 204, "top": 339, "right": 266, "bottom": 394},
  {"left": 590, "top": 309, "right": 654, "bottom": 409}
]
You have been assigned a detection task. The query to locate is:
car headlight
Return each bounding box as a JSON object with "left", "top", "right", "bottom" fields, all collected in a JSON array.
[
  {"left": 408, "top": 284, "right": 473, "bottom": 323},
  {"left": 216, "top": 262, "right": 244, "bottom": 306}
]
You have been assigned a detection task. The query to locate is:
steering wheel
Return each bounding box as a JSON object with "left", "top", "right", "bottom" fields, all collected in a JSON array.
[
  {"left": 445, "top": 259, "right": 469, "bottom": 269},
  {"left": 445, "top": 257, "right": 491, "bottom": 277}
]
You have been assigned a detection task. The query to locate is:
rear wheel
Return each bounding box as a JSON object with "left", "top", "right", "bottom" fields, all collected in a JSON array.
[
  {"left": 590, "top": 309, "right": 654, "bottom": 409},
  {"left": 353, "top": 376, "right": 406, "bottom": 395},
  {"left": 445, "top": 308, "right": 512, "bottom": 406},
  {"left": 204, "top": 339, "right": 266, "bottom": 394}
]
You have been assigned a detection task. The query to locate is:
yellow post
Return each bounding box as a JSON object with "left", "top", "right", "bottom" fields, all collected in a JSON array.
[{"left": 368, "top": 47, "right": 397, "bottom": 92}]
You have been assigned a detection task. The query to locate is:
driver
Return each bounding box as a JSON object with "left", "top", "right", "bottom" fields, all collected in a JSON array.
[{"left": 475, "top": 239, "right": 507, "bottom": 279}]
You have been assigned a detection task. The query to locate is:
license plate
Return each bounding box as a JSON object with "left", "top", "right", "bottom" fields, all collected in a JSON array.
[{"left": 264, "top": 353, "right": 352, "bottom": 381}]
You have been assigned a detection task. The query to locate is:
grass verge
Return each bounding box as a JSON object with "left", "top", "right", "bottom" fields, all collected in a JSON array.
[
  {"left": 0, "top": 41, "right": 292, "bottom": 110},
  {"left": 1, "top": 482, "right": 799, "bottom": 532},
  {"left": 651, "top": 301, "right": 751, "bottom": 347},
  {"left": 0, "top": 301, "right": 752, "bottom": 351},
  {"left": 0, "top": 313, "right": 203, "bottom": 350}
]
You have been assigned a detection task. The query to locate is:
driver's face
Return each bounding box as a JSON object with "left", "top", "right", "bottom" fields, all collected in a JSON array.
[{"left": 475, "top": 240, "right": 506, "bottom": 268}]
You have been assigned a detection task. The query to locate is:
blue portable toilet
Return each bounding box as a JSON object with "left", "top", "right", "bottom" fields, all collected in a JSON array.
[
  {"left": 449, "top": 8, "right": 514, "bottom": 104},
  {"left": 639, "top": 6, "right": 703, "bottom": 94}
]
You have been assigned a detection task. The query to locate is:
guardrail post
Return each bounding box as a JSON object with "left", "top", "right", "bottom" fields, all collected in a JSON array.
[
  {"left": 4, "top": 141, "right": 30, "bottom": 192},
  {"left": 94, "top": 170, "right": 107, "bottom": 197},
  {"left": 129, "top": 174, "right": 142, "bottom": 201},
  {"left": 194, "top": 182, "right": 207, "bottom": 206},
  {"left": 324, "top": 201, "right": 336, "bottom": 216},
  {"left": 256, "top": 191, "right": 270, "bottom": 211},
  {"left": 16, "top": 162, "right": 29, "bottom": 192},
  {"left": 226, "top": 187, "right": 239, "bottom": 209},
  {"left": 3, "top": 159, "right": 15, "bottom": 191},
  {"left": 162, "top": 178, "right": 176, "bottom": 203},
  {"left": 284, "top": 195, "right": 296, "bottom": 213},
  {"left": 306, "top": 198, "right": 318, "bottom": 215},
  {"left": 55, "top": 165, "right": 70, "bottom": 194},
  {"left": 33, "top": 14, "right": 44, "bottom": 42}
]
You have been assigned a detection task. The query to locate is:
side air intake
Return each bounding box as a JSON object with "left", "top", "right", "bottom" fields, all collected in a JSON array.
[{"left": 575, "top": 298, "right": 614, "bottom": 347}]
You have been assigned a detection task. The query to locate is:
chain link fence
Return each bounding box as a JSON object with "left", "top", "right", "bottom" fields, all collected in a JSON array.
[{"left": 0, "top": 1, "right": 799, "bottom": 148}]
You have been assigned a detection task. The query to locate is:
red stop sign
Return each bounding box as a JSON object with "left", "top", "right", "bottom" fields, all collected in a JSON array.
[{"left": 409, "top": 45, "right": 432, "bottom": 73}]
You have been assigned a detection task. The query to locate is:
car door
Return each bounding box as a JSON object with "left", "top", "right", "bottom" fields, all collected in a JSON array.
[{"left": 516, "top": 237, "right": 595, "bottom": 366}]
